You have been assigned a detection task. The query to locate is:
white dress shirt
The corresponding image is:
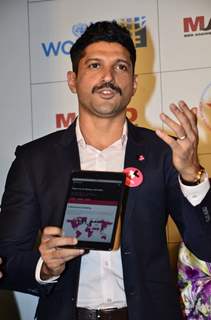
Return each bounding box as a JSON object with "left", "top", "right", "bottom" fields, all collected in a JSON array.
[
  {"left": 75, "top": 120, "right": 127, "bottom": 309},
  {"left": 36, "top": 119, "right": 210, "bottom": 309}
]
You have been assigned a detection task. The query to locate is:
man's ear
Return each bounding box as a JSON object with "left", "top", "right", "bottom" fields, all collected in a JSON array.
[
  {"left": 132, "top": 74, "right": 138, "bottom": 96},
  {"left": 67, "top": 71, "right": 77, "bottom": 93}
]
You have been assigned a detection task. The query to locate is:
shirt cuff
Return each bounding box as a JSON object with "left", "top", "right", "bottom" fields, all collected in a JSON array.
[
  {"left": 35, "top": 256, "right": 60, "bottom": 284},
  {"left": 179, "top": 172, "right": 210, "bottom": 206}
]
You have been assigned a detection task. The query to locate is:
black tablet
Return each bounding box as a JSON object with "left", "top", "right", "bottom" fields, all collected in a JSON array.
[{"left": 61, "top": 170, "right": 126, "bottom": 250}]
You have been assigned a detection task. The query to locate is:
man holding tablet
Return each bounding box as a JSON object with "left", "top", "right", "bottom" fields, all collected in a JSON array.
[{"left": 0, "top": 21, "right": 211, "bottom": 320}]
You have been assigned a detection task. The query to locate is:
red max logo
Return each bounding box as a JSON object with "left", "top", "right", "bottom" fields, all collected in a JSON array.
[
  {"left": 56, "top": 112, "right": 76, "bottom": 128},
  {"left": 183, "top": 16, "right": 211, "bottom": 33},
  {"left": 56, "top": 107, "right": 138, "bottom": 128}
]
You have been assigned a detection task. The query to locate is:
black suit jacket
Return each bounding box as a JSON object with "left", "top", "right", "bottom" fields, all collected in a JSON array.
[{"left": 0, "top": 120, "right": 211, "bottom": 320}]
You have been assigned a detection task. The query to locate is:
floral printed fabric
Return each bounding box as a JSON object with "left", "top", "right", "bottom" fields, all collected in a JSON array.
[{"left": 178, "top": 242, "right": 211, "bottom": 319}]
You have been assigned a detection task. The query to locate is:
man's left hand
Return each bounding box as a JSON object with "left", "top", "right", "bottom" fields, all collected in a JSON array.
[{"left": 156, "top": 100, "right": 201, "bottom": 181}]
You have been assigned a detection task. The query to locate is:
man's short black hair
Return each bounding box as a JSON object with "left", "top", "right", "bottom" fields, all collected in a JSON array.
[{"left": 70, "top": 20, "right": 136, "bottom": 74}]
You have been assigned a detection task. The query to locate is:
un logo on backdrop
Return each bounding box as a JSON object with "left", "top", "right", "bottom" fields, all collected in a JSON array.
[{"left": 72, "top": 23, "right": 88, "bottom": 38}]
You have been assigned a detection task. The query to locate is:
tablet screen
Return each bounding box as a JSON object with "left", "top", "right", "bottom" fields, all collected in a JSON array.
[{"left": 62, "top": 171, "right": 125, "bottom": 250}]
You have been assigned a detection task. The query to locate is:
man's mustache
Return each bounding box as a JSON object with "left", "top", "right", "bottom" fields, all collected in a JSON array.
[{"left": 92, "top": 82, "right": 122, "bottom": 96}]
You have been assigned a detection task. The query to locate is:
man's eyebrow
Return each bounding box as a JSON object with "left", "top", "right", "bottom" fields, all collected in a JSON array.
[
  {"left": 115, "top": 59, "right": 131, "bottom": 66},
  {"left": 83, "top": 58, "right": 131, "bottom": 65},
  {"left": 83, "top": 58, "right": 102, "bottom": 63}
]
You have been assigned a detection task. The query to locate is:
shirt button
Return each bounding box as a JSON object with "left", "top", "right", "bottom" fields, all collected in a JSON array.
[{"left": 124, "top": 251, "right": 131, "bottom": 255}]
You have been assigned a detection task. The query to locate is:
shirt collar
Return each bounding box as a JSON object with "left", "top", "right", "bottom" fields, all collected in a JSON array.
[{"left": 76, "top": 118, "right": 128, "bottom": 150}]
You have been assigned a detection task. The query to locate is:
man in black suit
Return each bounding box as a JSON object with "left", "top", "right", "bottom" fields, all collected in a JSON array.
[{"left": 0, "top": 21, "right": 211, "bottom": 320}]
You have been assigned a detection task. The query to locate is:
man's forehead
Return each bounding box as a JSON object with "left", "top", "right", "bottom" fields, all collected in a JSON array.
[{"left": 82, "top": 41, "right": 131, "bottom": 59}]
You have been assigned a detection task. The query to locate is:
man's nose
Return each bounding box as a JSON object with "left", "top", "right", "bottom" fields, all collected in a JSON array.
[{"left": 101, "top": 67, "right": 114, "bottom": 82}]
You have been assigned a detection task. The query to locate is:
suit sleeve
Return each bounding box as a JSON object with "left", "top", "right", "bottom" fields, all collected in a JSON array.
[
  {"left": 0, "top": 147, "right": 49, "bottom": 295},
  {"left": 165, "top": 151, "right": 211, "bottom": 262}
]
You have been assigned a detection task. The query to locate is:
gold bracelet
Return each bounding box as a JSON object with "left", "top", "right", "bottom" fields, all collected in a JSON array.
[
  {"left": 194, "top": 167, "right": 205, "bottom": 184},
  {"left": 180, "top": 166, "right": 205, "bottom": 186}
]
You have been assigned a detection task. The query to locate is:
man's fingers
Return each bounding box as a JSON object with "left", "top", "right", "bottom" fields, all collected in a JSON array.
[
  {"left": 155, "top": 129, "right": 179, "bottom": 148},
  {"left": 40, "top": 235, "right": 78, "bottom": 251},
  {"left": 159, "top": 101, "right": 198, "bottom": 143},
  {"left": 39, "top": 229, "right": 83, "bottom": 262},
  {"left": 39, "top": 226, "right": 85, "bottom": 279},
  {"left": 50, "top": 247, "right": 84, "bottom": 261},
  {"left": 171, "top": 101, "right": 198, "bottom": 134},
  {"left": 40, "top": 245, "right": 84, "bottom": 277},
  {"left": 41, "top": 226, "right": 63, "bottom": 242},
  {"left": 160, "top": 112, "right": 187, "bottom": 139}
]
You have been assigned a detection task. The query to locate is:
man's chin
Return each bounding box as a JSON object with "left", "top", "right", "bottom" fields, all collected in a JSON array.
[{"left": 92, "top": 108, "right": 126, "bottom": 119}]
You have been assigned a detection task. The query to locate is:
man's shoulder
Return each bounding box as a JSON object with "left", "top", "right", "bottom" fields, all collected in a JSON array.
[
  {"left": 15, "top": 123, "right": 76, "bottom": 157},
  {"left": 23, "top": 129, "right": 66, "bottom": 147}
]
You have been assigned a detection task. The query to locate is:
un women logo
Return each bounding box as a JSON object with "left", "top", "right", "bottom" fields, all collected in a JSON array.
[{"left": 72, "top": 23, "right": 87, "bottom": 38}]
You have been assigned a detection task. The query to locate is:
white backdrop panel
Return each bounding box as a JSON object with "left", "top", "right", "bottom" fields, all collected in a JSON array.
[
  {"left": 32, "top": 81, "right": 78, "bottom": 139},
  {"left": 0, "top": 1, "right": 37, "bottom": 319},
  {"left": 158, "top": 0, "right": 211, "bottom": 71},
  {"left": 0, "top": 0, "right": 32, "bottom": 196}
]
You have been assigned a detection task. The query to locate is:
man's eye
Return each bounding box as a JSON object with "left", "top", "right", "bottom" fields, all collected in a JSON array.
[
  {"left": 89, "top": 63, "right": 100, "bottom": 69},
  {"left": 116, "top": 64, "right": 128, "bottom": 71}
]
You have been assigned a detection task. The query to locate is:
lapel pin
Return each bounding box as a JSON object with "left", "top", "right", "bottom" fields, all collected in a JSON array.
[
  {"left": 123, "top": 167, "right": 143, "bottom": 188},
  {"left": 138, "top": 154, "right": 145, "bottom": 161}
]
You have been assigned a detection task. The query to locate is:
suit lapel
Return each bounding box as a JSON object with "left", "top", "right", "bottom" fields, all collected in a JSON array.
[
  {"left": 122, "top": 122, "right": 148, "bottom": 230},
  {"left": 47, "top": 121, "right": 81, "bottom": 226}
]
